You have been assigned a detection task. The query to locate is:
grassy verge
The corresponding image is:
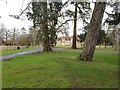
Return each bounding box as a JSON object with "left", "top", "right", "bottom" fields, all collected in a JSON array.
[
  {"left": 2, "top": 50, "right": 118, "bottom": 88},
  {"left": 1, "top": 46, "right": 36, "bottom": 56}
]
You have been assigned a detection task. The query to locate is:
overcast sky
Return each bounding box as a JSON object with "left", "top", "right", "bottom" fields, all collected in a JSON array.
[
  {"left": 0, "top": 0, "right": 32, "bottom": 30},
  {"left": 0, "top": 0, "right": 113, "bottom": 36}
]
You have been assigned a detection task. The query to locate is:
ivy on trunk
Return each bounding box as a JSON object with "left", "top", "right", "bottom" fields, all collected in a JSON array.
[{"left": 42, "top": 2, "right": 52, "bottom": 51}]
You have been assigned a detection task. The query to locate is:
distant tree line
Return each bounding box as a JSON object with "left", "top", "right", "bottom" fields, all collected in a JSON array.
[{"left": 0, "top": 23, "right": 37, "bottom": 48}]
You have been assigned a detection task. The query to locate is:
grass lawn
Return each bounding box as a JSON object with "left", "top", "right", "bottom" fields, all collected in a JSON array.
[
  {"left": 95, "top": 47, "right": 115, "bottom": 51},
  {"left": 1, "top": 46, "right": 36, "bottom": 56},
  {"left": 0, "top": 60, "right": 2, "bottom": 89},
  {"left": 55, "top": 45, "right": 116, "bottom": 51},
  {"left": 55, "top": 45, "right": 72, "bottom": 48},
  {"left": 2, "top": 50, "right": 118, "bottom": 88}
]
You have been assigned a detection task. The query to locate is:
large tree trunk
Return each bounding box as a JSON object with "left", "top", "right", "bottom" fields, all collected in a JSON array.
[
  {"left": 80, "top": 2, "right": 106, "bottom": 61},
  {"left": 114, "top": 25, "right": 119, "bottom": 51},
  {"left": 105, "top": 42, "right": 107, "bottom": 48},
  {"left": 72, "top": 2, "right": 77, "bottom": 49},
  {"left": 13, "top": 29, "right": 16, "bottom": 50},
  {"left": 5, "top": 33, "right": 8, "bottom": 44},
  {"left": 42, "top": 2, "right": 52, "bottom": 51}
]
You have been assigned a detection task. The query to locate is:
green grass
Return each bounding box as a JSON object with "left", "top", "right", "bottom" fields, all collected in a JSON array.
[
  {"left": 0, "top": 60, "right": 2, "bottom": 89},
  {"left": 2, "top": 50, "right": 118, "bottom": 88},
  {"left": 55, "top": 45, "right": 71, "bottom": 48},
  {"left": 1, "top": 46, "right": 36, "bottom": 56},
  {"left": 95, "top": 47, "right": 115, "bottom": 51},
  {"left": 55, "top": 45, "right": 116, "bottom": 51}
]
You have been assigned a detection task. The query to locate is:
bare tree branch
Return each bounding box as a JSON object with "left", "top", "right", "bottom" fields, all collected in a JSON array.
[
  {"left": 61, "top": 0, "right": 70, "bottom": 8},
  {"left": 19, "top": 2, "right": 32, "bottom": 17},
  {"left": 56, "top": 19, "right": 73, "bottom": 30}
]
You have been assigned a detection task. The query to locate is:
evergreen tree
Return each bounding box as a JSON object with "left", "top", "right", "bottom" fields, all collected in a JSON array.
[
  {"left": 27, "top": 1, "right": 63, "bottom": 51},
  {"left": 65, "top": 1, "right": 91, "bottom": 49}
]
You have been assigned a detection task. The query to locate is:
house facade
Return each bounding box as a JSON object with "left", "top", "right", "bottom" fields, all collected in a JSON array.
[{"left": 56, "top": 36, "right": 80, "bottom": 46}]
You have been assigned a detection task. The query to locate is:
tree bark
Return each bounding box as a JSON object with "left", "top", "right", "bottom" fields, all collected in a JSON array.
[
  {"left": 13, "top": 29, "right": 16, "bottom": 50},
  {"left": 5, "top": 33, "right": 8, "bottom": 44},
  {"left": 105, "top": 42, "right": 107, "bottom": 48},
  {"left": 99, "top": 44, "right": 101, "bottom": 48},
  {"left": 114, "top": 25, "right": 119, "bottom": 51},
  {"left": 80, "top": 2, "right": 106, "bottom": 61},
  {"left": 72, "top": 2, "right": 77, "bottom": 49},
  {"left": 42, "top": 2, "right": 52, "bottom": 51}
]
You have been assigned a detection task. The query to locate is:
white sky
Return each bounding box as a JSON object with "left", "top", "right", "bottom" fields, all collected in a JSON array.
[
  {"left": 0, "top": 0, "right": 113, "bottom": 36},
  {"left": 0, "top": 0, "right": 32, "bottom": 30}
]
